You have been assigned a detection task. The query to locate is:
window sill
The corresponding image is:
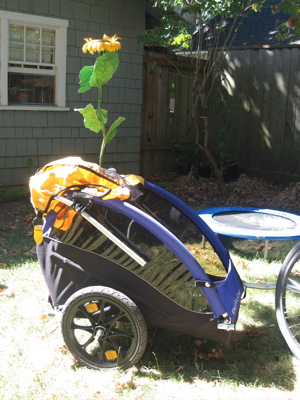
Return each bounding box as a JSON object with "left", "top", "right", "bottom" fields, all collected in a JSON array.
[{"left": 0, "top": 106, "right": 70, "bottom": 111}]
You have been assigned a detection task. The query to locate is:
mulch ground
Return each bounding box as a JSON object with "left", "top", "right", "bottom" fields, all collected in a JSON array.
[
  {"left": 145, "top": 172, "right": 300, "bottom": 213},
  {"left": 1, "top": 172, "right": 300, "bottom": 231},
  {"left": 0, "top": 200, "right": 33, "bottom": 227}
]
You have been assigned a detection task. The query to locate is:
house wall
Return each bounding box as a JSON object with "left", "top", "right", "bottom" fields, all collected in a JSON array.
[
  {"left": 209, "top": 46, "right": 300, "bottom": 183},
  {"left": 0, "top": 0, "right": 145, "bottom": 189}
]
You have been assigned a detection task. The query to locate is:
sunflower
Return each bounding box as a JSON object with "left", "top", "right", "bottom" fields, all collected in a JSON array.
[{"left": 82, "top": 35, "right": 121, "bottom": 54}]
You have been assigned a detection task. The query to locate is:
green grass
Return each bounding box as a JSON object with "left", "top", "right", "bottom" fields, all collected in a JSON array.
[
  {"left": 1, "top": 225, "right": 300, "bottom": 399},
  {"left": 219, "top": 235, "right": 298, "bottom": 263}
]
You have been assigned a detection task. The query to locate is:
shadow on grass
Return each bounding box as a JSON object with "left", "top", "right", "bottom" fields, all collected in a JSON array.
[
  {"left": 138, "top": 300, "right": 296, "bottom": 391},
  {"left": 0, "top": 226, "right": 36, "bottom": 266}
]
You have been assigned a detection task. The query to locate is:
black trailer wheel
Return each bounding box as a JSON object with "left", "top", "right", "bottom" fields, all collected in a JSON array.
[
  {"left": 61, "top": 286, "right": 147, "bottom": 370},
  {"left": 276, "top": 242, "right": 300, "bottom": 360}
]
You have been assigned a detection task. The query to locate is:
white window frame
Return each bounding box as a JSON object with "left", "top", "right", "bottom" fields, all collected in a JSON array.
[{"left": 0, "top": 11, "right": 69, "bottom": 110}]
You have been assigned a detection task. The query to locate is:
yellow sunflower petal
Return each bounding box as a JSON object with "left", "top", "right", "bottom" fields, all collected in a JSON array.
[{"left": 82, "top": 35, "right": 122, "bottom": 54}]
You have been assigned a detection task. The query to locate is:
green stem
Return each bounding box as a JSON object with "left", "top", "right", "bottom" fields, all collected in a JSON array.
[{"left": 97, "top": 86, "right": 107, "bottom": 167}]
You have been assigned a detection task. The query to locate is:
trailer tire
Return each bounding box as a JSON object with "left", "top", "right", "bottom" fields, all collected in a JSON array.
[
  {"left": 276, "top": 242, "right": 300, "bottom": 360},
  {"left": 61, "top": 286, "right": 147, "bottom": 370}
]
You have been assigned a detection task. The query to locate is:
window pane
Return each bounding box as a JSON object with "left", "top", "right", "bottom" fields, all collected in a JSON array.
[
  {"left": 8, "top": 73, "right": 54, "bottom": 105},
  {"left": 42, "top": 47, "right": 55, "bottom": 64},
  {"left": 26, "top": 45, "right": 40, "bottom": 63},
  {"left": 9, "top": 24, "right": 24, "bottom": 43},
  {"left": 9, "top": 43, "right": 24, "bottom": 61},
  {"left": 26, "top": 26, "right": 40, "bottom": 44},
  {"left": 42, "top": 29, "right": 55, "bottom": 46}
]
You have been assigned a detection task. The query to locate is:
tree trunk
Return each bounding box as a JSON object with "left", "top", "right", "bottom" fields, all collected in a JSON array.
[{"left": 193, "top": 89, "right": 225, "bottom": 191}]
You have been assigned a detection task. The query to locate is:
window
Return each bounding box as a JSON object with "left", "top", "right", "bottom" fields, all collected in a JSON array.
[{"left": 0, "top": 11, "right": 68, "bottom": 108}]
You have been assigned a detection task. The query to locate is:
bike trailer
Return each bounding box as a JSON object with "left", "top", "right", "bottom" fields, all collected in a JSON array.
[{"left": 30, "top": 157, "right": 244, "bottom": 369}]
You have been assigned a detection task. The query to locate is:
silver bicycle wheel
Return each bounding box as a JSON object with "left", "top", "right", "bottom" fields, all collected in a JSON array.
[{"left": 276, "top": 242, "right": 300, "bottom": 360}]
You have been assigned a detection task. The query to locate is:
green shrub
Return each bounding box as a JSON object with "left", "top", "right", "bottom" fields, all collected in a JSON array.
[{"left": 0, "top": 186, "right": 29, "bottom": 203}]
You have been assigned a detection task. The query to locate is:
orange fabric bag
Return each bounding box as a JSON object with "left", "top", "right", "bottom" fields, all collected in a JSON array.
[{"left": 30, "top": 157, "right": 144, "bottom": 234}]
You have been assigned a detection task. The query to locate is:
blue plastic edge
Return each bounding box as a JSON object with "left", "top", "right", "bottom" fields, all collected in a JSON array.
[{"left": 197, "top": 206, "right": 300, "bottom": 240}]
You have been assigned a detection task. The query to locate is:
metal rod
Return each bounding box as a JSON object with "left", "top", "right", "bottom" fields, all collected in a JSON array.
[
  {"left": 54, "top": 196, "right": 147, "bottom": 267},
  {"left": 264, "top": 239, "right": 269, "bottom": 258},
  {"left": 243, "top": 282, "right": 276, "bottom": 290}
]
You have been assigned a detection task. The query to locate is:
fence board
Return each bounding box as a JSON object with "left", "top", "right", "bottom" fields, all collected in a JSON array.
[
  {"left": 289, "top": 48, "right": 300, "bottom": 175},
  {"left": 209, "top": 46, "right": 300, "bottom": 182},
  {"left": 141, "top": 52, "right": 203, "bottom": 174},
  {"left": 273, "top": 48, "right": 291, "bottom": 173},
  {"left": 142, "top": 47, "right": 300, "bottom": 182}
]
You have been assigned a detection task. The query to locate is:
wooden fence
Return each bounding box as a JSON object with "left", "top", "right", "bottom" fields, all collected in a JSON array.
[
  {"left": 208, "top": 46, "right": 300, "bottom": 183},
  {"left": 141, "top": 51, "right": 204, "bottom": 174},
  {"left": 141, "top": 46, "right": 300, "bottom": 183}
]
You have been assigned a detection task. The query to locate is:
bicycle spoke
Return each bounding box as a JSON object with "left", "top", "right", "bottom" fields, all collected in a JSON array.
[
  {"left": 77, "top": 305, "right": 98, "bottom": 325},
  {"left": 71, "top": 322, "right": 93, "bottom": 334},
  {"left": 110, "top": 329, "right": 134, "bottom": 338},
  {"left": 61, "top": 287, "right": 147, "bottom": 369},
  {"left": 81, "top": 334, "right": 96, "bottom": 350}
]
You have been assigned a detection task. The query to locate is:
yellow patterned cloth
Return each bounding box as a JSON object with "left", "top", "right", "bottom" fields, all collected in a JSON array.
[{"left": 30, "top": 157, "right": 144, "bottom": 234}]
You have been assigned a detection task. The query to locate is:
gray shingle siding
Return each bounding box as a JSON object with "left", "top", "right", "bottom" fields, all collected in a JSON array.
[{"left": 0, "top": 0, "right": 146, "bottom": 188}]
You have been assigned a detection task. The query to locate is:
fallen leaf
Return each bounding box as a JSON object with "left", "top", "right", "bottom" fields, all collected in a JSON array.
[
  {"left": 40, "top": 314, "right": 49, "bottom": 320},
  {"left": 0, "top": 263, "right": 8, "bottom": 269},
  {"left": 140, "top": 367, "right": 163, "bottom": 378},
  {"left": 241, "top": 260, "right": 249, "bottom": 269},
  {"left": 0, "top": 288, "right": 14, "bottom": 297},
  {"left": 170, "top": 348, "right": 182, "bottom": 355},
  {"left": 114, "top": 367, "right": 137, "bottom": 391},
  {"left": 189, "top": 247, "right": 199, "bottom": 255},
  {"left": 208, "top": 348, "right": 223, "bottom": 359},
  {"left": 175, "top": 365, "right": 185, "bottom": 372},
  {"left": 256, "top": 244, "right": 265, "bottom": 252},
  {"left": 210, "top": 256, "right": 218, "bottom": 264},
  {"left": 193, "top": 349, "right": 208, "bottom": 361},
  {"left": 195, "top": 339, "right": 207, "bottom": 347},
  {"left": 40, "top": 332, "right": 50, "bottom": 340},
  {"left": 58, "top": 345, "right": 69, "bottom": 353},
  {"left": 244, "top": 330, "right": 262, "bottom": 338}
]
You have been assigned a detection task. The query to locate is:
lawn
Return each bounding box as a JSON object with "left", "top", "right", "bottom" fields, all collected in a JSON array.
[
  {"left": 1, "top": 257, "right": 300, "bottom": 400},
  {"left": 1, "top": 176, "right": 300, "bottom": 400}
]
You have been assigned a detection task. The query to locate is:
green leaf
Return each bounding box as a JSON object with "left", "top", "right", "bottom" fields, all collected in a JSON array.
[
  {"left": 90, "top": 52, "right": 119, "bottom": 87},
  {"left": 75, "top": 104, "right": 102, "bottom": 133},
  {"left": 106, "top": 117, "right": 125, "bottom": 144},
  {"left": 97, "top": 108, "right": 108, "bottom": 125},
  {"left": 172, "top": 32, "right": 192, "bottom": 49},
  {"left": 78, "top": 66, "right": 94, "bottom": 93}
]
